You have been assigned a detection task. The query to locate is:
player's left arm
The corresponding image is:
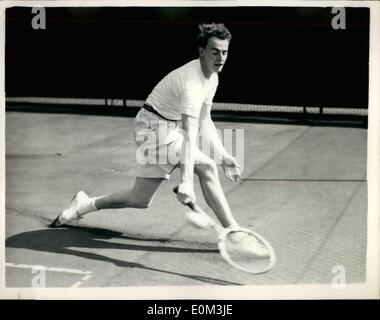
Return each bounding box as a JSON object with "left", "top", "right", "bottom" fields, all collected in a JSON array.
[{"left": 199, "top": 103, "right": 241, "bottom": 182}]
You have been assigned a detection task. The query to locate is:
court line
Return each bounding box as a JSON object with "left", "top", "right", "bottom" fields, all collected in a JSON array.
[
  {"left": 71, "top": 274, "right": 93, "bottom": 288},
  {"left": 6, "top": 262, "right": 92, "bottom": 275},
  {"left": 6, "top": 262, "right": 93, "bottom": 287}
]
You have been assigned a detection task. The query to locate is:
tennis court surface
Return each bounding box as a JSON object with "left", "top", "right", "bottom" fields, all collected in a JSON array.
[{"left": 5, "top": 111, "right": 367, "bottom": 288}]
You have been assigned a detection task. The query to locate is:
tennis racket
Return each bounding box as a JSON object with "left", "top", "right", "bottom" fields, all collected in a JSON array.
[{"left": 173, "top": 187, "right": 276, "bottom": 274}]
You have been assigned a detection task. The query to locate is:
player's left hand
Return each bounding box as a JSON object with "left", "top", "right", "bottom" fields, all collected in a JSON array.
[{"left": 221, "top": 154, "right": 241, "bottom": 182}]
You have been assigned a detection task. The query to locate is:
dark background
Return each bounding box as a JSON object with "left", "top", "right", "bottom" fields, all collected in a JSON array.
[{"left": 6, "top": 7, "right": 370, "bottom": 108}]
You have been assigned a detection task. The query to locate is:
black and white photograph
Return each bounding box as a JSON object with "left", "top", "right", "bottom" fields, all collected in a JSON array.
[{"left": 1, "top": 0, "right": 379, "bottom": 299}]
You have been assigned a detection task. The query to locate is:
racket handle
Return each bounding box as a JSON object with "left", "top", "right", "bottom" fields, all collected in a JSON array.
[{"left": 173, "top": 186, "right": 196, "bottom": 211}]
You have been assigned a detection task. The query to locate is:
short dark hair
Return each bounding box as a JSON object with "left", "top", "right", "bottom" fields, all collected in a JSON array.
[{"left": 196, "top": 23, "right": 232, "bottom": 48}]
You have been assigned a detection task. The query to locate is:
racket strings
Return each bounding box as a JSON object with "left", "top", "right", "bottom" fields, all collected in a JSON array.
[
  {"left": 226, "top": 232, "right": 269, "bottom": 258},
  {"left": 220, "top": 230, "right": 275, "bottom": 274}
]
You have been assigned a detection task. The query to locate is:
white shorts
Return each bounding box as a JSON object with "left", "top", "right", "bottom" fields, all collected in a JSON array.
[{"left": 133, "top": 108, "right": 183, "bottom": 180}]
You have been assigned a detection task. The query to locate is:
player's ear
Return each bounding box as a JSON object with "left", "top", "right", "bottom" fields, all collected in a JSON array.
[{"left": 198, "top": 46, "right": 205, "bottom": 58}]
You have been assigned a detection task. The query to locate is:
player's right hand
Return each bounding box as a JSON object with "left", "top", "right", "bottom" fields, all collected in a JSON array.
[{"left": 176, "top": 182, "right": 196, "bottom": 205}]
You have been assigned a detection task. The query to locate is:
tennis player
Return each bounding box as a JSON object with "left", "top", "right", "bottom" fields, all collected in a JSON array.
[{"left": 52, "top": 23, "right": 266, "bottom": 256}]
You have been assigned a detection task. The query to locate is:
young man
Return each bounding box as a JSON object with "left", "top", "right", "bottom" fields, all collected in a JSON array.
[{"left": 52, "top": 23, "right": 267, "bottom": 257}]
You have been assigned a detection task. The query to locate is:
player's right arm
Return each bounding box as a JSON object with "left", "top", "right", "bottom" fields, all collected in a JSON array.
[{"left": 177, "top": 113, "right": 198, "bottom": 204}]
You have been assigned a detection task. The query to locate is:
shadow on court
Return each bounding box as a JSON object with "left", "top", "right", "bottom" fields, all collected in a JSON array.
[{"left": 6, "top": 226, "right": 240, "bottom": 286}]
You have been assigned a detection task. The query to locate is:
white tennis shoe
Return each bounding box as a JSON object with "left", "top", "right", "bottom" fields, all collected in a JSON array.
[
  {"left": 50, "top": 191, "right": 89, "bottom": 227},
  {"left": 227, "top": 231, "right": 269, "bottom": 259}
]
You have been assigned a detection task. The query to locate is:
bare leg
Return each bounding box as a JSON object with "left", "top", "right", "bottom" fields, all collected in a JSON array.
[
  {"left": 194, "top": 150, "right": 238, "bottom": 228},
  {"left": 52, "top": 177, "right": 164, "bottom": 227},
  {"left": 95, "top": 177, "right": 164, "bottom": 210}
]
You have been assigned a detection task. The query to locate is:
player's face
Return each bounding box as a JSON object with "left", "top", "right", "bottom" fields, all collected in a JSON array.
[{"left": 199, "top": 36, "right": 229, "bottom": 78}]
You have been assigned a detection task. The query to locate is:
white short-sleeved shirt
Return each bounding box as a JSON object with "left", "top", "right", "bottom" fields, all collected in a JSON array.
[{"left": 146, "top": 59, "right": 218, "bottom": 120}]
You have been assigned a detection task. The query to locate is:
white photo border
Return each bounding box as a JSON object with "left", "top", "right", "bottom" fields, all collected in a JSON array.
[{"left": 0, "top": 0, "right": 378, "bottom": 300}]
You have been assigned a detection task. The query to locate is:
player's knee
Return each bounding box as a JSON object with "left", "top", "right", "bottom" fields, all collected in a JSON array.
[
  {"left": 131, "top": 198, "right": 152, "bottom": 209},
  {"left": 196, "top": 160, "right": 218, "bottom": 181},
  {"left": 127, "top": 187, "right": 155, "bottom": 209}
]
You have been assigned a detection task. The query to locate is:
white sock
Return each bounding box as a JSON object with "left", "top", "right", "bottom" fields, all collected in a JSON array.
[{"left": 78, "top": 196, "right": 102, "bottom": 216}]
